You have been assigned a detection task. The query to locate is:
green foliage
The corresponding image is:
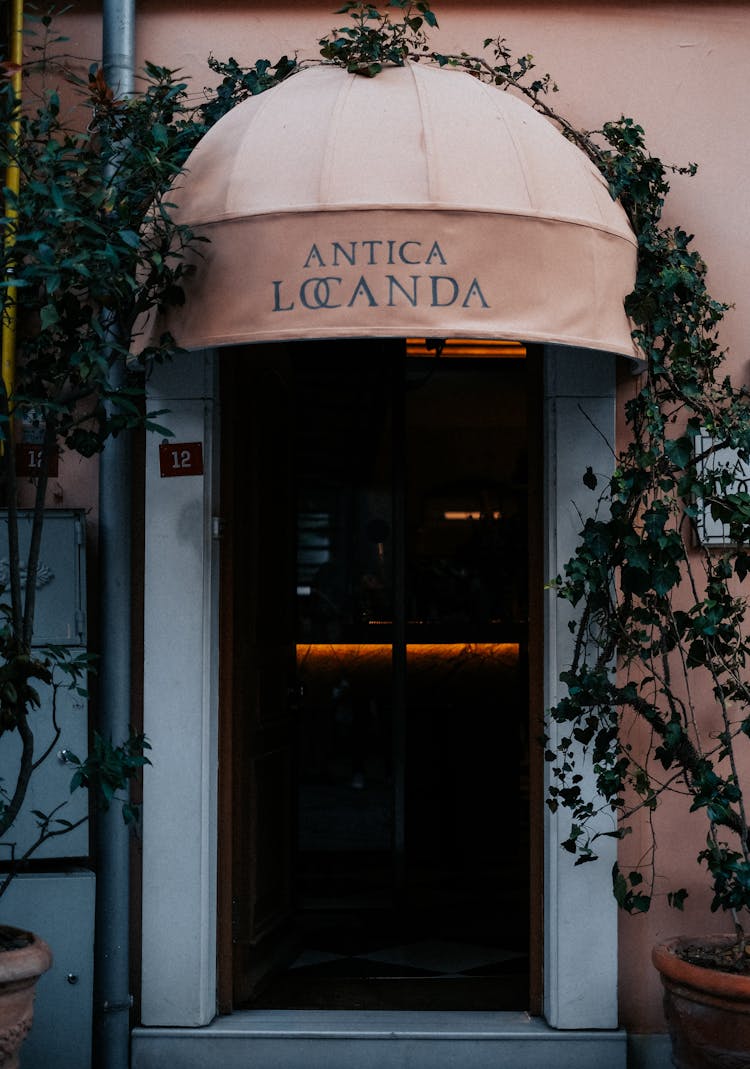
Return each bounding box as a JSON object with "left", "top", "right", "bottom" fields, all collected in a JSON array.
[
  {"left": 320, "top": 1, "right": 438, "bottom": 77},
  {"left": 543, "top": 119, "right": 750, "bottom": 926},
  {"left": 432, "top": 35, "right": 556, "bottom": 101},
  {"left": 201, "top": 53, "right": 298, "bottom": 125},
  {"left": 67, "top": 729, "right": 151, "bottom": 825},
  {"left": 1, "top": 57, "right": 204, "bottom": 462},
  {"left": 0, "top": 19, "right": 212, "bottom": 888},
  {"left": 613, "top": 864, "right": 651, "bottom": 913}
]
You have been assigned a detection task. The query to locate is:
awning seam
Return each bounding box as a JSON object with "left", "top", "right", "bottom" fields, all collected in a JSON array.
[
  {"left": 175, "top": 203, "right": 638, "bottom": 246},
  {"left": 319, "top": 73, "right": 355, "bottom": 206},
  {"left": 478, "top": 80, "right": 535, "bottom": 211},
  {"left": 410, "top": 63, "right": 436, "bottom": 202}
]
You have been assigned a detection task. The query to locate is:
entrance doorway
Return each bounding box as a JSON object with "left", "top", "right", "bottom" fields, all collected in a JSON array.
[{"left": 219, "top": 339, "right": 541, "bottom": 1012}]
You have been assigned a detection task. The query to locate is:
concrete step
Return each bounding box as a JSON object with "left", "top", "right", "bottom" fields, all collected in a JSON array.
[{"left": 132, "top": 1010, "right": 628, "bottom": 1069}]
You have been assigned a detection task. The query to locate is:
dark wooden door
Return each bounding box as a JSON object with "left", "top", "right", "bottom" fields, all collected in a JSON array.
[{"left": 219, "top": 346, "right": 297, "bottom": 1007}]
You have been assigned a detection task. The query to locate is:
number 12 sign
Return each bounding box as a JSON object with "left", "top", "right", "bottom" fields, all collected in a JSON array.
[{"left": 159, "top": 442, "right": 204, "bottom": 478}]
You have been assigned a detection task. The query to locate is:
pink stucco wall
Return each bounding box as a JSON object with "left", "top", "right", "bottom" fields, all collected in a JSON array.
[{"left": 53, "top": 0, "right": 750, "bottom": 1035}]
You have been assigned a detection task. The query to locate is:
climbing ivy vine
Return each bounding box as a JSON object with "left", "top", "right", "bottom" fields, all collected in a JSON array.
[{"left": 312, "top": 2, "right": 750, "bottom": 950}]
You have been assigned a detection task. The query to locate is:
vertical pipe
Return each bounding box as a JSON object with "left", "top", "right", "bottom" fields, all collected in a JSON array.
[
  {"left": 95, "top": 4, "right": 135, "bottom": 1068},
  {"left": 102, "top": 0, "right": 135, "bottom": 98},
  {"left": 2, "top": 0, "right": 23, "bottom": 417}
]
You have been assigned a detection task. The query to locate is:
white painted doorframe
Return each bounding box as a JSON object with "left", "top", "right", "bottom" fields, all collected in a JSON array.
[{"left": 139, "top": 343, "right": 619, "bottom": 1031}]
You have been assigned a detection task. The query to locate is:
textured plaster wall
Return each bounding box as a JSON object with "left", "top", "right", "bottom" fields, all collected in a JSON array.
[{"left": 55, "top": 0, "right": 750, "bottom": 1036}]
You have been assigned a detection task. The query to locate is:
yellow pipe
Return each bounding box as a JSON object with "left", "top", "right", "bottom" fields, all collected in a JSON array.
[{"left": 2, "top": 0, "right": 24, "bottom": 422}]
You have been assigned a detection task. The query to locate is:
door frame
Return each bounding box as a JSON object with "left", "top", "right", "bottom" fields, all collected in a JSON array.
[
  {"left": 218, "top": 342, "right": 544, "bottom": 1013},
  {"left": 139, "top": 343, "right": 619, "bottom": 1030}
]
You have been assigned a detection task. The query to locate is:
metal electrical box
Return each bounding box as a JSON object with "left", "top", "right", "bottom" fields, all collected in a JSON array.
[
  {"left": 0, "top": 676, "right": 89, "bottom": 859},
  {"left": 0, "top": 510, "right": 89, "bottom": 859},
  {"left": 0, "top": 509, "right": 86, "bottom": 646}
]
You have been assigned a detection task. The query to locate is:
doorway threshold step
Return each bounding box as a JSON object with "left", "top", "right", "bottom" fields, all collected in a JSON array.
[{"left": 131, "top": 1011, "right": 627, "bottom": 1069}]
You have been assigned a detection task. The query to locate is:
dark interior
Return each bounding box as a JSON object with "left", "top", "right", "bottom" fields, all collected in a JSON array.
[{"left": 248, "top": 339, "right": 532, "bottom": 1010}]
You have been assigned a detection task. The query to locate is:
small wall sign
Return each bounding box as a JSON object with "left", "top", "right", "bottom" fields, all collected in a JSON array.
[
  {"left": 159, "top": 442, "right": 204, "bottom": 478},
  {"left": 695, "top": 432, "right": 750, "bottom": 547},
  {"left": 15, "top": 443, "right": 59, "bottom": 477}
]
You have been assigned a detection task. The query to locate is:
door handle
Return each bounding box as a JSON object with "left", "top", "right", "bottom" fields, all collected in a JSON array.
[{"left": 287, "top": 682, "right": 305, "bottom": 712}]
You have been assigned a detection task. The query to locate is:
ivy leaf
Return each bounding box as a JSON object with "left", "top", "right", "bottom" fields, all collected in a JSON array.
[
  {"left": 39, "top": 304, "right": 59, "bottom": 330},
  {"left": 118, "top": 228, "right": 141, "bottom": 248},
  {"left": 583, "top": 466, "right": 598, "bottom": 491},
  {"left": 664, "top": 436, "right": 693, "bottom": 469}
]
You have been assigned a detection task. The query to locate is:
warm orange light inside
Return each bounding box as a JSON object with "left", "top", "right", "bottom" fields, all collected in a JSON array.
[
  {"left": 297, "top": 642, "right": 520, "bottom": 664},
  {"left": 406, "top": 338, "right": 526, "bottom": 359},
  {"left": 296, "top": 644, "right": 521, "bottom": 699},
  {"left": 443, "top": 510, "right": 502, "bottom": 521}
]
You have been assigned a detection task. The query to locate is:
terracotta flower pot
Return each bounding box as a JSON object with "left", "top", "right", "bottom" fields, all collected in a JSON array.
[
  {"left": 652, "top": 936, "right": 750, "bottom": 1069},
  {"left": 0, "top": 927, "right": 52, "bottom": 1069}
]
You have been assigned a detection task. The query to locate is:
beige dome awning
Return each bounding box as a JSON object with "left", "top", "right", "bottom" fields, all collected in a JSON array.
[{"left": 162, "top": 62, "right": 638, "bottom": 357}]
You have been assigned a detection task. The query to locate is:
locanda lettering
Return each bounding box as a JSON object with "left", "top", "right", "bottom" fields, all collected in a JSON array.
[{"left": 272, "top": 273, "right": 489, "bottom": 312}]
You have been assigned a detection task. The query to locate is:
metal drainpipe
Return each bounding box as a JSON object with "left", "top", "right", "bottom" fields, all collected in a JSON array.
[
  {"left": 95, "top": 4, "right": 135, "bottom": 1068},
  {"left": 2, "top": 0, "right": 23, "bottom": 413}
]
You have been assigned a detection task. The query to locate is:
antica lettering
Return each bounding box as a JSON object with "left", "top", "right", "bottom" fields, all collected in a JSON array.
[
  {"left": 302, "top": 240, "right": 447, "bottom": 268},
  {"left": 303, "top": 243, "right": 326, "bottom": 269}
]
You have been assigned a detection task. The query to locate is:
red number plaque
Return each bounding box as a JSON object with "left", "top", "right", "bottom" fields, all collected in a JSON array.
[
  {"left": 159, "top": 442, "right": 204, "bottom": 478},
  {"left": 15, "top": 443, "right": 59, "bottom": 477}
]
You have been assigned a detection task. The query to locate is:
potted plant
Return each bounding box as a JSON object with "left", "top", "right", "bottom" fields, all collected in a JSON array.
[{"left": 0, "top": 927, "right": 51, "bottom": 1069}]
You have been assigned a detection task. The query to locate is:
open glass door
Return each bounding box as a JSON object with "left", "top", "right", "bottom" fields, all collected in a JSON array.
[
  {"left": 224, "top": 338, "right": 537, "bottom": 1010},
  {"left": 219, "top": 346, "right": 298, "bottom": 1007},
  {"left": 400, "top": 343, "right": 531, "bottom": 1009}
]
